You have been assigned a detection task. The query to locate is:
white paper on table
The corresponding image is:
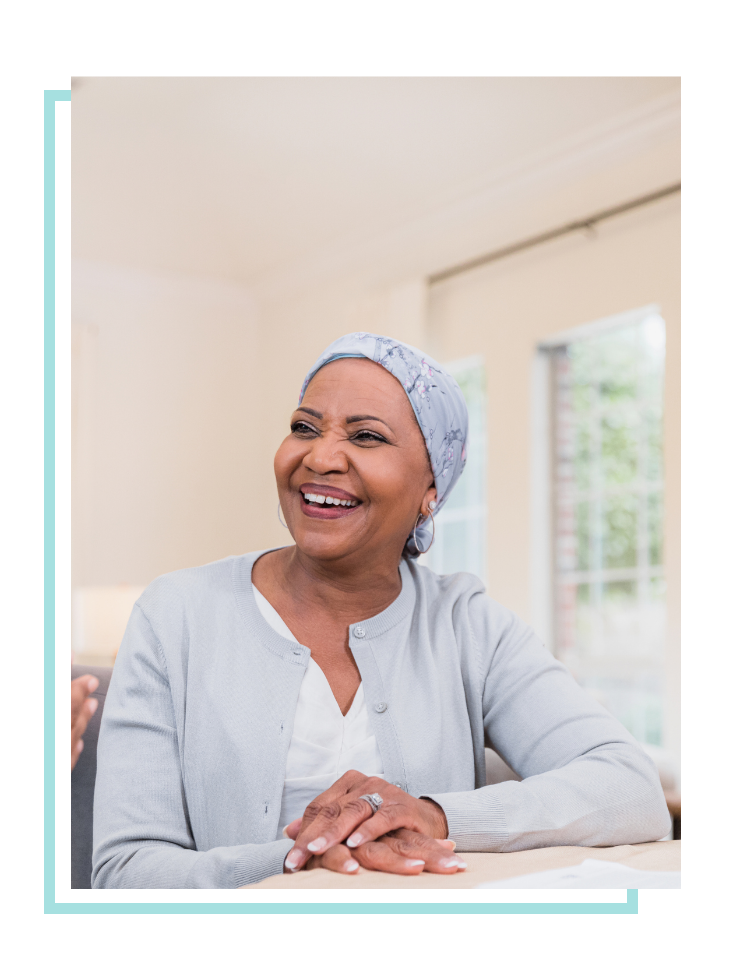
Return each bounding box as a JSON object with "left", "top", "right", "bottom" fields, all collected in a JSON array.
[{"left": 475, "top": 858, "right": 680, "bottom": 889}]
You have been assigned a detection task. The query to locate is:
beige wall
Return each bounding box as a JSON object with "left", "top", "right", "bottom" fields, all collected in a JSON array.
[
  {"left": 72, "top": 261, "right": 261, "bottom": 587},
  {"left": 427, "top": 194, "right": 680, "bottom": 757}
]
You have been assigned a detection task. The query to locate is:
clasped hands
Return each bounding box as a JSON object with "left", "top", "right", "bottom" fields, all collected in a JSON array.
[{"left": 283, "top": 771, "right": 466, "bottom": 876}]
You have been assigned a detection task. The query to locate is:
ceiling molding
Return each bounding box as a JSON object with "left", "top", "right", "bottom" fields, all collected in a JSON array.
[
  {"left": 428, "top": 182, "right": 680, "bottom": 284},
  {"left": 253, "top": 88, "right": 680, "bottom": 305},
  {"left": 72, "top": 257, "right": 257, "bottom": 316}
]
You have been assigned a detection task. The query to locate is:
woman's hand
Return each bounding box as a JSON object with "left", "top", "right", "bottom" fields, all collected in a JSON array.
[
  {"left": 71, "top": 674, "right": 99, "bottom": 770},
  {"left": 283, "top": 822, "right": 465, "bottom": 876},
  {"left": 283, "top": 771, "right": 451, "bottom": 873}
]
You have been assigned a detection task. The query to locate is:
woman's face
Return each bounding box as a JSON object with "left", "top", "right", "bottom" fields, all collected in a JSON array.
[{"left": 274, "top": 358, "right": 437, "bottom": 565}]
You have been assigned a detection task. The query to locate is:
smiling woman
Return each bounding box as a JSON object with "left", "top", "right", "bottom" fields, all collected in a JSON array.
[{"left": 91, "top": 332, "right": 671, "bottom": 889}]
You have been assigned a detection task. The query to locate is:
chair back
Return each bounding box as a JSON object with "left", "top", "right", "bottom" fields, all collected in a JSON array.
[{"left": 71, "top": 665, "right": 112, "bottom": 888}]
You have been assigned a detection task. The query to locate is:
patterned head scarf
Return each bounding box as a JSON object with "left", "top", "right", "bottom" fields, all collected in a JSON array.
[{"left": 299, "top": 332, "right": 469, "bottom": 558}]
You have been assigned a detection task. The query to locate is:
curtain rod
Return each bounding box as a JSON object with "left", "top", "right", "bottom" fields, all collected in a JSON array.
[{"left": 427, "top": 182, "right": 681, "bottom": 286}]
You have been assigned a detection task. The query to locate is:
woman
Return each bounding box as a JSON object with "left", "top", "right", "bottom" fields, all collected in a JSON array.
[{"left": 92, "top": 333, "right": 670, "bottom": 888}]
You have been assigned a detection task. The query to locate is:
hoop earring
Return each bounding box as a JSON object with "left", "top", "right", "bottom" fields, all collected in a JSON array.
[
  {"left": 413, "top": 510, "right": 436, "bottom": 554},
  {"left": 277, "top": 502, "right": 288, "bottom": 529}
]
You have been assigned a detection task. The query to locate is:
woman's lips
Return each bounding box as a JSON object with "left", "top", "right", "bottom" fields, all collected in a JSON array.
[
  {"left": 299, "top": 483, "right": 360, "bottom": 502},
  {"left": 298, "top": 487, "right": 363, "bottom": 520}
]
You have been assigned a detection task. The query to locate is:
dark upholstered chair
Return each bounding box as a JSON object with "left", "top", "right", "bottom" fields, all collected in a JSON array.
[{"left": 71, "top": 665, "right": 112, "bottom": 888}]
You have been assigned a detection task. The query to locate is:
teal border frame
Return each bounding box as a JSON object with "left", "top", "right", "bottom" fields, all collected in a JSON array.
[
  {"left": 44, "top": 88, "right": 637, "bottom": 916},
  {"left": 47, "top": 889, "right": 638, "bottom": 916},
  {"left": 0, "top": 91, "right": 71, "bottom": 890}
]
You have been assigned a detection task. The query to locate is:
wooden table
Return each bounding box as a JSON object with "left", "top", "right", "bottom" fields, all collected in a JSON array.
[{"left": 244, "top": 840, "right": 680, "bottom": 889}]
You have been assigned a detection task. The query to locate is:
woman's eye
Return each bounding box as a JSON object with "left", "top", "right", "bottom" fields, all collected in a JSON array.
[
  {"left": 291, "top": 422, "right": 317, "bottom": 436},
  {"left": 352, "top": 430, "right": 387, "bottom": 444}
]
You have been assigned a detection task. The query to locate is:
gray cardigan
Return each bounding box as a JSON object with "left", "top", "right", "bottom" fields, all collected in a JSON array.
[{"left": 92, "top": 551, "right": 670, "bottom": 889}]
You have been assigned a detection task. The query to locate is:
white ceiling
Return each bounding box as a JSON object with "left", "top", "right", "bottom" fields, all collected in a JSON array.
[{"left": 72, "top": 77, "right": 680, "bottom": 289}]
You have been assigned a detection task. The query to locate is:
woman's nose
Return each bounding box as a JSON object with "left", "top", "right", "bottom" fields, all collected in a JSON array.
[{"left": 303, "top": 435, "right": 349, "bottom": 474}]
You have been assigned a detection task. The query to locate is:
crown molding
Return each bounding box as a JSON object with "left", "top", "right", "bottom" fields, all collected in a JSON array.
[
  {"left": 252, "top": 88, "right": 680, "bottom": 305},
  {"left": 73, "top": 257, "right": 257, "bottom": 309}
]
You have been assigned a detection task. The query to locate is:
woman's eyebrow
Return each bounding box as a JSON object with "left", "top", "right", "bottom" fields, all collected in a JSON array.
[
  {"left": 346, "top": 414, "right": 395, "bottom": 432},
  {"left": 295, "top": 408, "right": 394, "bottom": 432}
]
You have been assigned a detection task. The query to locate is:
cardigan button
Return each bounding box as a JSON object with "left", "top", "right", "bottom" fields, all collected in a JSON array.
[
  {"left": 374, "top": 702, "right": 387, "bottom": 713},
  {"left": 353, "top": 626, "right": 366, "bottom": 638}
]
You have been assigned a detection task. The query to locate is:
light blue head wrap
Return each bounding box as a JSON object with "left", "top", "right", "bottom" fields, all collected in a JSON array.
[{"left": 299, "top": 332, "right": 469, "bottom": 558}]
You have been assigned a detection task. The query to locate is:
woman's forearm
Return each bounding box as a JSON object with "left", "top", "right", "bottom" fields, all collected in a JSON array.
[
  {"left": 92, "top": 837, "right": 293, "bottom": 889},
  {"left": 425, "top": 741, "right": 671, "bottom": 852}
]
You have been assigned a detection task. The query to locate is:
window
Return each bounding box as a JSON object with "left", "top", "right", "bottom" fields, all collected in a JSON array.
[
  {"left": 544, "top": 307, "right": 666, "bottom": 745},
  {"left": 421, "top": 356, "right": 487, "bottom": 582}
]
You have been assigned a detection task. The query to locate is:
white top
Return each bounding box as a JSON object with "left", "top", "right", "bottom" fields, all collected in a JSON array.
[{"left": 252, "top": 586, "right": 384, "bottom": 833}]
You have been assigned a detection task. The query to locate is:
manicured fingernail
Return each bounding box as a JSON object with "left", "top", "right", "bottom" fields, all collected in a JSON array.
[
  {"left": 88, "top": 698, "right": 98, "bottom": 715},
  {"left": 440, "top": 857, "right": 465, "bottom": 869},
  {"left": 307, "top": 837, "right": 327, "bottom": 853},
  {"left": 87, "top": 677, "right": 99, "bottom": 692},
  {"left": 405, "top": 859, "right": 425, "bottom": 868},
  {"left": 76, "top": 740, "right": 84, "bottom": 753},
  {"left": 344, "top": 860, "right": 359, "bottom": 872},
  {"left": 284, "top": 851, "right": 301, "bottom": 870},
  {"left": 346, "top": 834, "right": 363, "bottom": 848}
]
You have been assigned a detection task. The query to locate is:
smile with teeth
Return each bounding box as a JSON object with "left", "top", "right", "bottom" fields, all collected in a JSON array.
[{"left": 302, "top": 492, "right": 359, "bottom": 507}]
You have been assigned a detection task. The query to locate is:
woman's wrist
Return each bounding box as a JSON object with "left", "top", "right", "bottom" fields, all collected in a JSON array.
[{"left": 418, "top": 796, "right": 449, "bottom": 839}]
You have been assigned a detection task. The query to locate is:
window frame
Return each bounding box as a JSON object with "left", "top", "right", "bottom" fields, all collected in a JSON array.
[{"left": 531, "top": 304, "right": 667, "bottom": 745}]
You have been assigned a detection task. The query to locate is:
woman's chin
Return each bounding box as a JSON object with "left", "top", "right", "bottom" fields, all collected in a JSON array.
[
  {"left": 293, "top": 535, "right": 361, "bottom": 562},
  {"left": 290, "top": 522, "right": 370, "bottom": 563}
]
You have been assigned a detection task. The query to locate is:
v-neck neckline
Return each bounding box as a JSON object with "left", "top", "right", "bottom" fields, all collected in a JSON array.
[{"left": 308, "top": 657, "right": 364, "bottom": 722}]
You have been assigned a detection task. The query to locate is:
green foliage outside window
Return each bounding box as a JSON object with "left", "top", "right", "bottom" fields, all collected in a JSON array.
[{"left": 554, "top": 313, "right": 666, "bottom": 745}]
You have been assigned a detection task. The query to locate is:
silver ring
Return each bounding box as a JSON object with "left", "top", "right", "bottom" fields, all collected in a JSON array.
[{"left": 359, "top": 792, "right": 383, "bottom": 814}]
